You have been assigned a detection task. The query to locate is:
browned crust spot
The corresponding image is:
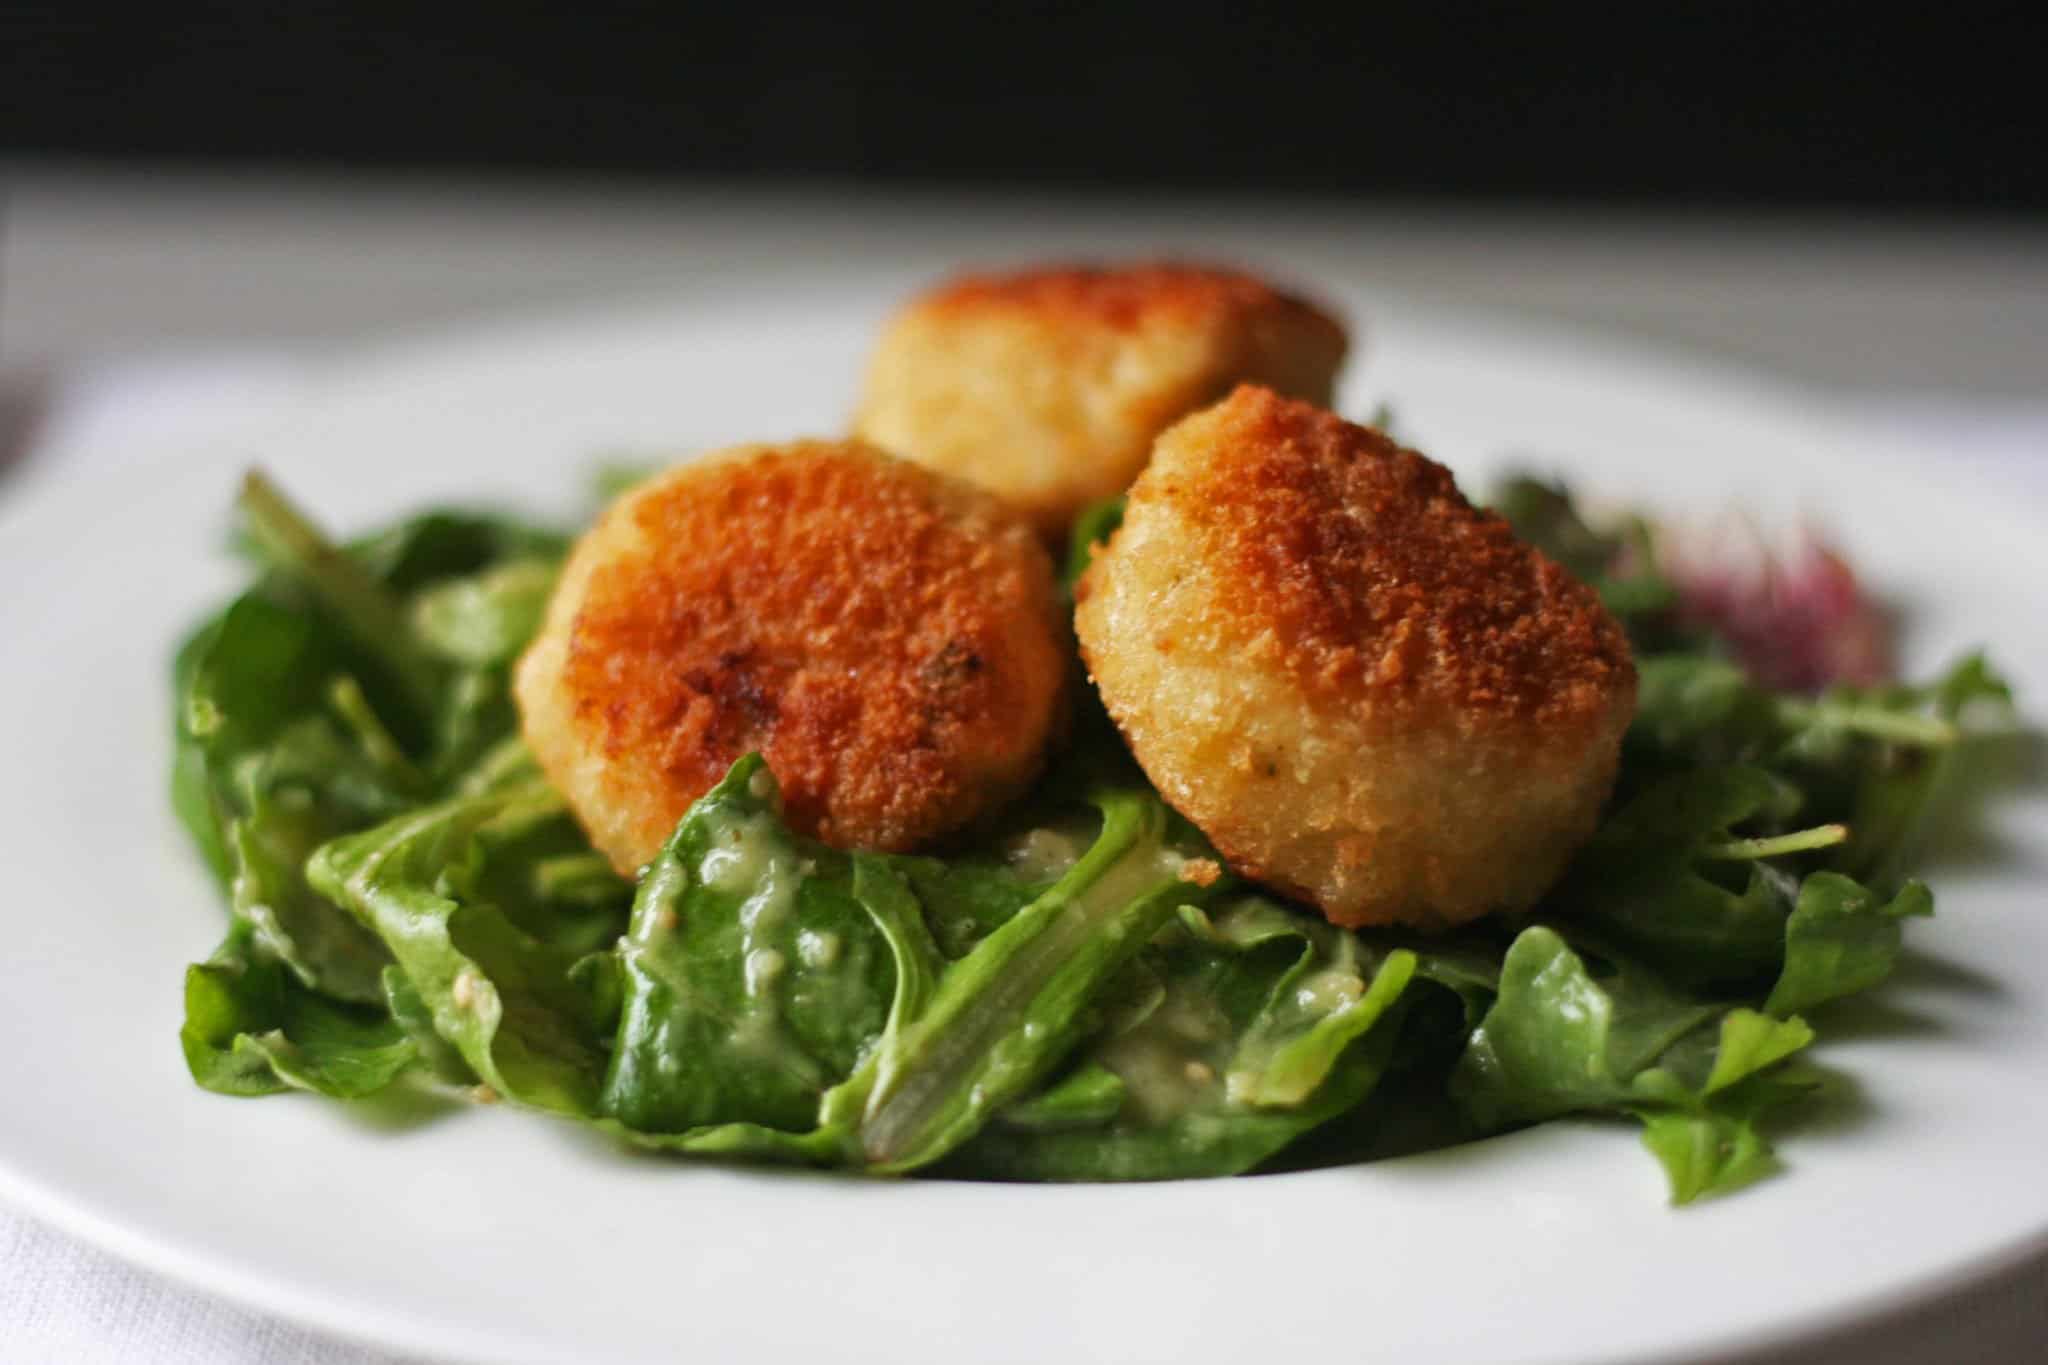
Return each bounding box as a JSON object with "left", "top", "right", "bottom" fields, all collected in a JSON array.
[
  {"left": 553, "top": 442, "right": 1064, "bottom": 859},
  {"left": 1142, "top": 385, "right": 1634, "bottom": 727}
]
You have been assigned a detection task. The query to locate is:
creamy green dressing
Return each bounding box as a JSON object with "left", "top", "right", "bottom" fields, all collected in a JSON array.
[
  {"left": 1292, "top": 965, "right": 1366, "bottom": 1015},
  {"left": 1004, "top": 827, "right": 1085, "bottom": 882},
  {"left": 700, "top": 813, "right": 812, "bottom": 1069},
  {"left": 796, "top": 928, "right": 842, "bottom": 969},
  {"left": 1096, "top": 986, "right": 1229, "bottom": 1123}
]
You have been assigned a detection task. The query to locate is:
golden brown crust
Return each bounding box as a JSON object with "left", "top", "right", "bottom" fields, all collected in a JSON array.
[
  {"left": 853, "top": 262, "right": 1349, "bottom": 538},
  {"left": 1074, "top": 385, "right": 1637, "bottom": 929},
  {"left": 917, "top": 262, "right": 1347, "bottom": 348},
  {"left": 1131, "top": 385, "right": 1633, "bottom": 730},
  {"left": 517, "top": 441, "right": 1067, "bottom": 872}
]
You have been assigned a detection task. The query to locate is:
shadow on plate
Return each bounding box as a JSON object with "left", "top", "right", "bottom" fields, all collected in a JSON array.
[
  {"left": 1914, "top": 723, "right": 2045, "bottom": 876},
  {"left": 1703, "top": 1232, "right": 2048, "bottom": 1365},
  {"left": 331, "top": 1076, "right": 472, "bottom": 1135}
]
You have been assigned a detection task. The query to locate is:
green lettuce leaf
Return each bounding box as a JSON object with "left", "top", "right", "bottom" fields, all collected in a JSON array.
[
  {"left": 176, "top": 593, "right": 410, "bottom": 1003},
  {"left": 1451, "top": 926, "right": 1818, "bottom": 1202},
  {"left": 1634, "top": 1074, "right": 1806, "bottom": 1205},
  {"left": 181, "top": 923, "right": 417, "bottom": 1098},
  {"left": 599, "top": 756, "right": 900, "bottom": 1134},
  {"left": 1555, "top": 765, "right": 1800, "bottom": 988},
  {"left": 411, "top": 558, "right": 559, "bottom": 668},
  {"left": 306, "top": 781, "right": 612, "bottom": 1115},
  {"left": 1627, "top": 651, "right": 2014, "bottom": 888},
  {"left": 1765, "top": 873, "right": 1933, "bottom": 1016},
  {"left": 950, "top": 898, "right": 1420, "bottom": 1181},
  {"left": 844, "top": 778, "right": 1220, "bottom": 1172},
  {"left": 603, "top": 750, "right": 1240, "bottom": 1172}
]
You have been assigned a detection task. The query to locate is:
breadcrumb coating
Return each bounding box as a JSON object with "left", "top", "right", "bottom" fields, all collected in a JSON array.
[
  {"left": 1075, "top": 386, "right": 1636, "bottom": 928},
  {"left": 854, "top": 263, "right": 1348, "bottom": 537},
  {"left": 516, "top": 441, "right": 1068, "bottom": 873}
]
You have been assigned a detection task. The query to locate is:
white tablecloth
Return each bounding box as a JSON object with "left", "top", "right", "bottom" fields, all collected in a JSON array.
[{"left": 2, "top": 358, "right": 2042, "bottom": 1365}]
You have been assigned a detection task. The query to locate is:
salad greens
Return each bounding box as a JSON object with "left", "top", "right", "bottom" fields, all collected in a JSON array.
[{"left": 171, "top": 471, "right": 2013, "bottom": 1202}]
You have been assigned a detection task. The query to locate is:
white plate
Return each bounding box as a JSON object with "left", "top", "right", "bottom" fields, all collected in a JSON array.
[{"left": 2, "top": 275, "right": 2044, "bottom": 1365}]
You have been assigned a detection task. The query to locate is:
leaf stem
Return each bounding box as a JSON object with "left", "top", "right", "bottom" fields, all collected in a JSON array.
[
  {"left": 855, "top": 788, "right": 1189, "bottom": 1171},
  {"left": 1700, "top": 824, "right": 1849, "bottom": 861},
  {"left": 1776, "top": 699, "right": 1958, "bottom": 747},
  {"left": 327, "top": 675, "right": 427, "bottom": 792},
  {"left": 238, "top": 470, "right": 441, "bottom": 724}
]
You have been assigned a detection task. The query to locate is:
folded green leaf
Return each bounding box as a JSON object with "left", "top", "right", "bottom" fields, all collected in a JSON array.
[
  {"left": 225, "top": 793, "right": 394, "bottom": 1004},
  {"left": 850, "top": 782, "right": 1217, "bottom": 1172},
  {"left": 411, "top": 558, "right": 559, "bottom": 667},
  {"left": 1635, "top": 1093, "right": 1772, "bottom": 1205},
  {"left": 1766, "top": 874, "right": 1932, "bottom": 1016},
  {"left": 381, "top": 965, "right": 478, "bottom": 1085},
  {"left": 599, "top": 756, "right": 899, "bottom": 1135},
  {"left": 1551, "top": 766, "right": 1796, "bottom": 987},
  {"left": 307, "top": 782, "right": 611, "bottom": 1115},
  {"left": 181, "top": 923, "right": 417, "bottom": 1098},
  {"left": 951, "top": 899, "right": 1420, "bottom": 1181},
  {"left": 1452, "top": 928, "right": 1822, "bottom": 1202},
  {"left": 237, "top": 472, "right": 445, "bottom": 729},
  {"left": 1452, "top": 928, "right": 1709, "bottom": 1128},
  {"left": 997, "top": 1065, "right": 1128, "bottom": 1131}
]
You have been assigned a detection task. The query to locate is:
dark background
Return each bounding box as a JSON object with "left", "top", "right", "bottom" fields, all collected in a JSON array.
[{"left": 5, "top": 5, "right": 2043, "bottom": 210}]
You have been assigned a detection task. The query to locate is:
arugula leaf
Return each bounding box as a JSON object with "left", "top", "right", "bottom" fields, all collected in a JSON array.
[
  {"left": 181, "top": 923, "right": 417, "bottom": 1098},
  {"left": 176, "top": 595, "right": 408, "bottom": 1002},
  {"left": 1634, "top": 1077, "right": 1795, "bottom": 1205},
  {"left": 347, "top": 509, "right": 569, "bottom": 593},
  {"left": 411, "top": 559, "right": 559, "bottom": 668},
  {"left": 1627, "top": 656, "right": 1783, "bottom": 771},
  {"left": 1180, "top": 900, "right": 1414, "bottom": 1109},
  {"left": 1629, "top": 1013, "right": 1821, "bottom": 1202},
  {"left": 1451, "top": 928, "right": 1712, "bottom": 1127},
  {"left": 996, "top": 1065, "right": 1128, "bottom": 1131},
  {"left": 1792, "top": 654, "right": 2015, "bottom": 885},
  {"left": 599, "top": 757, "right": 899, "bottom": 1134},
  {"left": 893, "top": 848, "right": 1054, "bottom": 959},
  {"left": 236, "top": 472, "right": 446, "bottom": 732},
  {"left": 1627, "top": 652, "right": 2014, "bottom": 887},
  {"left": 950, "top": 899, "right": 1420, "bottom": 1181},
  {"left": 847, "top": 780, "right": 1220, "bottom": 1171},
  {"left": 1450, "top": 927, "right": 1820, "bottom": 1202},
  {"left": 1766, "top": 874, "right": 1933, "bottom": 1016},
  {"left": 223, "top": 784, "right": 395, "bottom": 1003},
  {"left": 381, "top": 965, "right": 477, "bottom": 1085},
  {"left": 307, "top": 781, "right": 613, "bottom": 1115},
  {"left": 1554, "top": 766, "right": 1800, "bottom": 987}
]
